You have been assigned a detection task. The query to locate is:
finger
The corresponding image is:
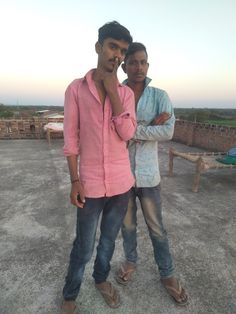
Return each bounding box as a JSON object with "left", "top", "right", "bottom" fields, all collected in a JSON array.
[
  {"left": 73, "top": 198, "right": 84, "bottom": 208},
  {"left": 163, "top": 115, "right": 171, "bottom": 122},
  {"left": 77, "top": 201, "right": 85, "bottom": 208},
  {"left": 113, "top": 57, "right": 119, "bottom": 73},
  {"left": 164, "top": 112, "right": 171, "bottom": 118},
  {"left": 71, "top": 198, "right": 80, "bottom": 207},
  {"left": 77, "top": 193, "right": 86, "bottom": 204},
  {"left": 70, "top": 195, "right": 84, "bottom": 208}
]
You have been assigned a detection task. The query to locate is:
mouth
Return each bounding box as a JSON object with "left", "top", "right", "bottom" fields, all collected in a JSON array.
[
  {"left": 135, "top": 73, "right": 144, "bottom": 77},
  {"left": 106, "top": 61, "right": 119, "bottom": 72},
  {"left": 110, "top": 62, "right": 120, "bottom": 67},
  {"left": 109, "top": 58, "right": 120, "bottom": 65}
]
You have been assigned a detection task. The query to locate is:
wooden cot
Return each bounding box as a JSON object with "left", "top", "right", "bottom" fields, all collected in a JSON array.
[
  {"left": 44, "top": 122, "right": 64, "bottom": 147},
  {"left": 168, "top": 147, "right": 236, "bottom": 192}
]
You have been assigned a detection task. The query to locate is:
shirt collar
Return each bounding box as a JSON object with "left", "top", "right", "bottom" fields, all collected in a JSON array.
[{"left": 122, "top": 77, "right": 152, "bottom": 89}]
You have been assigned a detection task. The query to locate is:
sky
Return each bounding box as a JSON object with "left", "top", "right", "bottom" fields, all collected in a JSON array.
[{"left": 0, "top": 0, "right": 236, "bottom": 108}]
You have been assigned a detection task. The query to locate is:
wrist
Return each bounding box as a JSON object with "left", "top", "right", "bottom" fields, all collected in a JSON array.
[{"left": 71, "top": 178, "right": 80, "bottom": 184}]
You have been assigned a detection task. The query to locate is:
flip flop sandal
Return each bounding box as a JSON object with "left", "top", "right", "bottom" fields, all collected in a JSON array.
[
  {"left": 162, "top": 280, "right": 188, "bottom": 306},
  {"left": 115, "top": 262, "right": 136, "bottom": 286},
  {"left": 60, "top": 300, "right": 77, "bottom": 314},
  {"left": 95, "top": 282, "right": 121, "bottom": 308}
]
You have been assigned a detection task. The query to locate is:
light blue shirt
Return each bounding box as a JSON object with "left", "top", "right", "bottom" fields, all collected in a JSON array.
[{"left": 123, "top": 77, "right": 175, "bottom": 187}]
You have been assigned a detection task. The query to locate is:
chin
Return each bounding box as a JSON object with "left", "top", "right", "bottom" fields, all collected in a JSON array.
[
  {"left": 107, "top": 62, "right": 115, "bottom": 71},
  {"left": 134, "top": 77, "right": 145, "bottom": 82},
  {"left": 106, "top": 66, "right": 114, "bottom": 72}
]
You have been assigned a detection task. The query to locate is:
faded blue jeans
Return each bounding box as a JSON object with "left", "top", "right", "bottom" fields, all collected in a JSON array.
[
  {"left": 63, "top": 191, "right": 130, "bottom": 301},
  {"left": 121, "top": 185, "right": 174, "bottom": 278}
]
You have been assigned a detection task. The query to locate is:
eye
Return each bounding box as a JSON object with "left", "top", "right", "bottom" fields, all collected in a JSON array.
[
  {"left": 128, "top": 61, "right": 138, "bottom": 66},
  {"left": 110, "top": 43, "right": 117, "bottom": 50}
]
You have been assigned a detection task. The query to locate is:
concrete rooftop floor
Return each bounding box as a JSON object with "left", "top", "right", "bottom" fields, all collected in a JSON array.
[{"left": 0, "top": 139, "right": 236, "bottom": 314}]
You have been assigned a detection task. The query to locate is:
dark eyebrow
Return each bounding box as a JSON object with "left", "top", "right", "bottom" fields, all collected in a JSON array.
[{"left": 109, "top": 42, "right": 119, "bottom": 48}]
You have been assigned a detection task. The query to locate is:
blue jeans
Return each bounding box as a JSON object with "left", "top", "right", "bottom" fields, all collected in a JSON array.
[
  {"left": 63, "top": 191, "right": 130, "bottom": 301},
  {"left": 121, "top": 185, "right": 174, "bottom": 278}
]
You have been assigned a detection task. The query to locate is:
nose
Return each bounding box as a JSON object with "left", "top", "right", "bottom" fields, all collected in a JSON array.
[
  {"left": 114, "top": 55, "right": 121, "bottom": 63},
  {"left": 133, "top": 62, "right": 143, "bottom": 72},
  {"left": 136, "top": 62, "right": 142, "bottom": 70},
  {"left": 115, "top": 49, "right": 123, "bottom": 62}
]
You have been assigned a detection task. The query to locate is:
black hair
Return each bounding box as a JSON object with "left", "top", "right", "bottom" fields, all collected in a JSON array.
[
  {"left": 124, "top": 42, "right": 148, "bottom": 62},
  {"left": 98, "top": 21, "right": 133, "bottom": 44}
]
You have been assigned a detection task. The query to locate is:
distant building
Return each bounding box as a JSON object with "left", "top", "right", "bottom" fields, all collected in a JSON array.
[
  {"left": 45, "top": 113, "right": 64, "bottom": 119},
  {"left": 35, "top": 110, "right": 64, "bottom": 120},
  {"left": 35, "top": 110, "right": 50, "bottom": 114}
]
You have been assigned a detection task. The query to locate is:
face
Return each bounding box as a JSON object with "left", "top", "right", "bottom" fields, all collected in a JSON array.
[
  {"left": 122, "top": 50, "right": 149, "bottom": 83},
  {"left": 96, "top": 38, "right": 129, "bottom": 72}
]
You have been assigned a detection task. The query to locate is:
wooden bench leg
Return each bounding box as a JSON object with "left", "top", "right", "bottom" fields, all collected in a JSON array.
[
  {"left": 47, "top": 129, "right": 51, "bottom": 148},
  {"left": 192, "top": 157, "right": 203, "bottom": 192},
  {"left": 169, "top": 147, "right": 174, "bottom": 176}
]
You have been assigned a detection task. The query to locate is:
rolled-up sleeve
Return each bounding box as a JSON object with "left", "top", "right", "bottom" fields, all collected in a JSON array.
[
  {"left": 63, "top": 80, "right": 80, "bottom": 156},
  {"left": 111, "top": 88, "right": 136, "bottom": 141}
]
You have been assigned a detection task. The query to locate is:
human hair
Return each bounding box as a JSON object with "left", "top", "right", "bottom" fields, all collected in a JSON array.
[
  {"left": 124, "top": 42, "right": 148, "bottom": 63},
  {"left": 98, "top": 21, "right": 133, "bottom": 45}
]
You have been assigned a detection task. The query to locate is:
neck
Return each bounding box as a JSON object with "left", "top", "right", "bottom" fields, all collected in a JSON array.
[
  {"left": 93, "top": 68, "right": 104, "bottom": 83},
  {"left": 127, "top": 80, "right": 145, "bottom": 106},
  {"left": 127, "top": 80, "right": 145, "bottom": 92}
]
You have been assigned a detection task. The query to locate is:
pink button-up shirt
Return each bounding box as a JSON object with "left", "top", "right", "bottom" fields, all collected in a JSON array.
[{"left": 63, "top": 69, "right": 136, "bottom": 198}]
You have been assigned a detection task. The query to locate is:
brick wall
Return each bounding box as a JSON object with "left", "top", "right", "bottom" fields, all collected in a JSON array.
[
  {"left": 173, "top": 120, "right": 236, "bottom": 151},
  {"left": 0, "top": 118, "right": 63, "bottom": 139},
  {"left": 1, "top": 118, "right": 236, "bottom": 151}
]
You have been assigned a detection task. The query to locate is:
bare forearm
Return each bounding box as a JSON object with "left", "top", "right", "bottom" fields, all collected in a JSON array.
[
  {"left": 66, "top": 155, "right": 85, "bottom": 207},
  {"left": 150, "top": 112, "right": 171, "bottom": 126},
  {"left": 67, "top": 155, "right": 79, "bottom": 181}
]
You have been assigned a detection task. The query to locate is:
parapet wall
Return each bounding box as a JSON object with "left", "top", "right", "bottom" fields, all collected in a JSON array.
[
  {"left": 1, "top": 118, "right": 236, "bottom": 152},
  {"left": 0, "top": 118, "right": 63, "bottom": 139},
  {"left": 173, "top": 120, "right": 236, "bottom": 151}
]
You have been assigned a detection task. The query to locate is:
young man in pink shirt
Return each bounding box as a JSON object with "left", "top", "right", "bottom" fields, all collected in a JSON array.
[{"left": 61, "top": 21, "right": 136, "bottom": 314}]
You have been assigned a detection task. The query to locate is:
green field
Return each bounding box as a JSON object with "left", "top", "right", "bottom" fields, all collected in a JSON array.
[
  {"left": 1, "top": 105, "right": 236, "bottom": 125},
  {"left": 206, "top": 120, "right": 236, "bottom": 127}
]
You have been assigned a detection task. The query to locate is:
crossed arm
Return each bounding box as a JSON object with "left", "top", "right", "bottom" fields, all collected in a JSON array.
[
  {"left": 131, "top": 111, "right": 174, "bottom": 144},
  {"left": 150, "top": 112, "right": 171, "bottom": 126}
]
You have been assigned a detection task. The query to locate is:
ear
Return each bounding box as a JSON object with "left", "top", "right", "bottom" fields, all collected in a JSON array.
[
  {"left": 95, "top": 41, "right": 102, "bottom": 54},
  {"left": 121, "top": 63, "right": 127, "bottom": 73}
]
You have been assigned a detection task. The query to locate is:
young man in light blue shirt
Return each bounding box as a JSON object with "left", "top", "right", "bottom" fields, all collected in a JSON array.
[{"left": 116, "top": 42, "right": 188, "bottom": 306}]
